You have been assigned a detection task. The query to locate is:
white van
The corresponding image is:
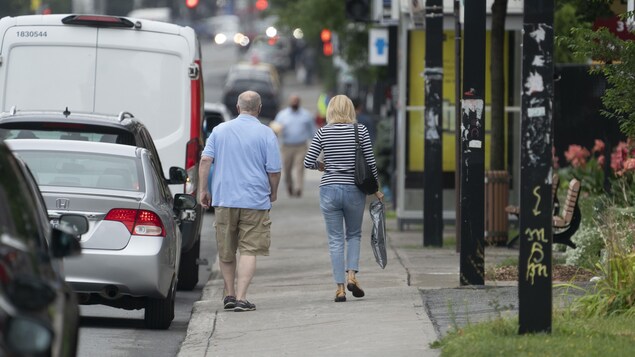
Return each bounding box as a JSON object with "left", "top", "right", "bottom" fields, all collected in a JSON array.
[{"left": 0, "top": 14, "right": 205, "bottom": 290}]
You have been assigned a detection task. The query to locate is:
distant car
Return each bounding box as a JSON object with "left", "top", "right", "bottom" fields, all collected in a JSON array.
[
  {"left": 221, "top": 63, "right": 281, "bottom": 120},
  {"left": 0, "top": 109, "right": 202, "bottom": 291},
  {"left": 205, "top": 14, "right": 243, "bottom": 46},
  {"left": 0, "top": 140, "right": 88, "bottom": 356},
  {"left": 244, "top": 35, "right": 293, "bottom": 72},
  {"left": 6, "top": 139, "right": 197, "bottom": 330}
]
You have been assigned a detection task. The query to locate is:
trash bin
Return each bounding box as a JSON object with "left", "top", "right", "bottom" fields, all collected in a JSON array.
[{"left": 485, "top": 170, "right": 510, "bottom": 246}]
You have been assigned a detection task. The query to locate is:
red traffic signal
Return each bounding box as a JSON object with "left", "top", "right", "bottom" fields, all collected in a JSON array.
[
  {"left": 323, "top": 42, "right": 333, "bottom": 56},
  {"left": 320, "top": 28, "right": 331, "bottom": 43},
  {"left": 186, "top": 0, "right": 199, "bottom": 9},
  {"left": 255, "top": 0, "right": 269, "bottom": 11}
]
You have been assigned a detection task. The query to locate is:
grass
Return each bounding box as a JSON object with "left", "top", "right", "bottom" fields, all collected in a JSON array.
[{"left": 433, "top": 313, "right": 635, "bottom": 356}]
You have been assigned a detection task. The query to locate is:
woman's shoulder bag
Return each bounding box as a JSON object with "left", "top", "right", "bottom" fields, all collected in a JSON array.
[{"left": 354, "top": 124, "right": 378, "bottom": 195}]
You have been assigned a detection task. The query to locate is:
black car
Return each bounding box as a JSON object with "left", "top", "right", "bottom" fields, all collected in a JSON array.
[
  {"left": 0, "top": 140, "right": 88, "bottom": 356},
  {"left": 0, "top": 109, "right": 203, "bottom": 291},
  {"left": 221, "top": 63, "right": 281, "bottom": 121}
]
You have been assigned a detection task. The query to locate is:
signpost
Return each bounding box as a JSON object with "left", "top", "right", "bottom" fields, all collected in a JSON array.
[
  {"left": 423, "top": 0, "right": 443, "bottom": 247},
  {"left": 459, "top": 0, "right": 486, "bottom": 286},
  {"left": 518, "top": 0, "right": 554, "bottom": 334},
  {"left": 369, "top": 28, "right": 389, "bottom": 65}
]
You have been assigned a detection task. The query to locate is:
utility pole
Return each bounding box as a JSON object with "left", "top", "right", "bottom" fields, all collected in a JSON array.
[
  {"left": 459, "top": 0, "right": 486, "bottom": 286},
  {"left": 518, "top": 0, "right": 554, "bottom": 334},
  {"left": 453, "top": 0, "right": 462, "bottom": 253},
  {"left": 423, "top": 0, "right": 444, "bottom": 247}
]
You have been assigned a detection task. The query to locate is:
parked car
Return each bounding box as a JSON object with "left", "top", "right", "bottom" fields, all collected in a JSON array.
[
  {"left": 203, "top": 102, "right": 233, "bottom": 140},
  {"left": 0, "top": 140, "right": 88, "bottom": 356},
  {"left": 0, "top": 14, "right": 205, "bottom": 288},
  {"left": 202, "top": 103, "right": 233, "bottom": 212},
  {"left": 0, "top": 108, "right": 202, "bottom": 291},
  {"left": 221, "top": 63, "right": 281, "bottom": 120},
  {"left": 6, "top": 139, "right": 197, "bottom": 330}
]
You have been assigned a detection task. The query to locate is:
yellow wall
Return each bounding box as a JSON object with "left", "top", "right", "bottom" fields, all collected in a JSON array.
[{"left": 407, "top": 30, "right": 508, "bottom": 173}]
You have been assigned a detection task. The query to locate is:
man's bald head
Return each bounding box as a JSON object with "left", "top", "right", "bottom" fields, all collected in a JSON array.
[
  {"left": 289, "top": 95, "right": 300, "bottom": 111},
  {"left": 237, "top": 91, "right": 262, "bottom": 116}
]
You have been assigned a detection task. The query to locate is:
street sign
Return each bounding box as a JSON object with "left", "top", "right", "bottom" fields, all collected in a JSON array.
[{"left": 369, "top": 28, "right": 389, "bottom": 65}]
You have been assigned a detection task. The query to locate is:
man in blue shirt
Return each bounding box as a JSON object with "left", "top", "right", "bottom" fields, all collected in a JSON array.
[
  {"left": 272, "top": 94, "right": 316, "bottom": 197},
  {"left": 199, "top": 91, "right": 281, "bottom": 312}
]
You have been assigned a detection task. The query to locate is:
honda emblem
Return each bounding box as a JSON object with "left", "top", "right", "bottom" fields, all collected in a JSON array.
[{"left": 56, "top": 198, "right": 70, "bottom": 210}]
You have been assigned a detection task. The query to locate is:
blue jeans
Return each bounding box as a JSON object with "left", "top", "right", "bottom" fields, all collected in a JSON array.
[{"left": 319, "top": 184, "right": 366, "bottom": 284}]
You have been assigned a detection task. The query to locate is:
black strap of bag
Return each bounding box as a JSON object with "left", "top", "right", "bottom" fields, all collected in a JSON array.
[{"left": 354, "top": 124, "right": 378, "bottom": 195}]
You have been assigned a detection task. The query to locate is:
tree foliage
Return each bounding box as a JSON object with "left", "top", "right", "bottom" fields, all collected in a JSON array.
[
  {"left": 565, "top": 13, "right": 635, "bottom": 139},
  {"left": 268, "top": 0, "right": 381, "bottom": 87},
  {"left": 554, "top": 0, "right": 613, "bottom": 63}
]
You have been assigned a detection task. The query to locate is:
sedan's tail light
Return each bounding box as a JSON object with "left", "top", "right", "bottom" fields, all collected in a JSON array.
[{"left": 105, "top": 209, "right": 165, "bottom": 236}]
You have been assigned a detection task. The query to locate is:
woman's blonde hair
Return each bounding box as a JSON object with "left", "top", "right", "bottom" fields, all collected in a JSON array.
[{"left": 326, "top": 95, "right": 356, "bottom": 124}]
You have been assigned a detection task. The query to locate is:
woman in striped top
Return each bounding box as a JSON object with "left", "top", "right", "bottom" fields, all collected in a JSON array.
[{"left": 304, "top": 95, "right": 384, "bottom": 302}]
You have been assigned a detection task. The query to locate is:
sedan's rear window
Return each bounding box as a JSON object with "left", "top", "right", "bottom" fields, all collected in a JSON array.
[
  {"left": 15, "top": 151, "right": 142, "bottom": 192},
  {"left": 0, "top": 125, "right": 136, "bottom": 145}
]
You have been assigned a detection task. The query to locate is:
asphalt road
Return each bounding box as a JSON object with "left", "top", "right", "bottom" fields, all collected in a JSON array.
[{"left": 76, "top": 211, "right": 217, "bottom": 357}]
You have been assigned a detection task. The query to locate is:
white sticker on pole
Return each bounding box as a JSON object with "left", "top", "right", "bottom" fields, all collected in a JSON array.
[{"left": 369, "top": 28, "right": 389, "bottom": 65}]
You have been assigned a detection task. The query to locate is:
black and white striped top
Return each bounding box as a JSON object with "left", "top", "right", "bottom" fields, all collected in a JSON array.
[{"left": 304, "top": 123, "right": 379, "bottom": 187}]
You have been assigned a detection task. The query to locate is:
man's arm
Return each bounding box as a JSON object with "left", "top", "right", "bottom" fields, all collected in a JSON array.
[
  {"left": 267, "top": 172, "right": 281, "bottom": 203},
  {"left": 198, "top": 156, "right": 213, "bottom": 208}
]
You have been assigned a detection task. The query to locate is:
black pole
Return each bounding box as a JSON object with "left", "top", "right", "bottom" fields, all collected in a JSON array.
[
  {"left": 518, "top": 0, "right": 554, "bottom": 334},
  {"left": 454, "top": 0, "right": 462, "bottom": 253},
  {"left": 459, "top": 0, "right": 486, "bottom": 286},
  {"left": 423, "top": 0, "right": 444, "bottom": 247}
]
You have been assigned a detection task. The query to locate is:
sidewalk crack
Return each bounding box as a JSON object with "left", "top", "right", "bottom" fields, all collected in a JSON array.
[{"left": 205, "top": 310, "right": 219, "bottom": 354}]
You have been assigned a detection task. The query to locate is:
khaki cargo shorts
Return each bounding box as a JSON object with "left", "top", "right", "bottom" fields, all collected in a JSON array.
[{"left": 214, "top": 207, "right": 272, "bottom": 262}]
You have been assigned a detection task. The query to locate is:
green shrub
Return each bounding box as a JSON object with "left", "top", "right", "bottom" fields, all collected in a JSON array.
[
  {"left": 568, "top": 202, "right": 635, "bottom": 317},
  {"left": 564, "top": 223, "right": 603, "bottom": 269}
]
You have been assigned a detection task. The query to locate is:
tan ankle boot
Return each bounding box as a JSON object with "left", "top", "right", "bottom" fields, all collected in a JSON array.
[
  {"left": 334, "top": 285, "right": 346, "bottom": 302},
  {"left": 346, "top": 271, "right": 365, "bottom": 298}
]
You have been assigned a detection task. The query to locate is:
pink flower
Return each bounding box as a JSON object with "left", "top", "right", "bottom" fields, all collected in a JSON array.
[
  {"left": 564, "top": 144, "right": 590, "bottom": 168},
  {"left": 592, "top": 139, "right": 605, "bottom": 154},
  {"left": 624, "top": 158, "right": 635, "bottom": 171},
  {"left": 597, "top": 155, "right": 605, "bottom": 167},
  {"left": 611, "top": 141, "right": 629, "bottom": 174}
]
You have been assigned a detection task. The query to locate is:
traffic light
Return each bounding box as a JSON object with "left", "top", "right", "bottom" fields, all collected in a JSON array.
[
  {"left": 320, "top": 28, "right": 333, "bottom": 56},
  {"left": 255, "top": 0, "right": 269, "bottom": 11},
  {"left": 320, "top": 29, "right": 331, "bottom": 43},
  {"left": 322, "top": 42, "right": 333, "bottom": 56},
  {"left": 185, "top": 0, "right": 199, "bottom": 9},
  {"left": 345, "top": 0, "right": 370, "bottom": 22}
]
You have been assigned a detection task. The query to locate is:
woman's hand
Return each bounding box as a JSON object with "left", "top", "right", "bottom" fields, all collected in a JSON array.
[
  {"left": 375, "top": 190, "right": 384, "bottom": 202},
  {"left": 317, "top": 161, "right": 325, "bottom": 172}
]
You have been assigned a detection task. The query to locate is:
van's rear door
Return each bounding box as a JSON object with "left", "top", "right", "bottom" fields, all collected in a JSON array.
[
  {"left": 94, "top": 29, "right": 190, "bottom": 187},
  {"left": 0, "top": 16, "right": 98, "bottom": 112}
]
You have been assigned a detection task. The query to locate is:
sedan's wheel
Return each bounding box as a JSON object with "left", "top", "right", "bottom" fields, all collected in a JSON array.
[
  {"left": 144, "top": 287, "right": 175, "bottom": 330},
  {"left": 177, "top": 237, "right": 200, "bottom": 291}
]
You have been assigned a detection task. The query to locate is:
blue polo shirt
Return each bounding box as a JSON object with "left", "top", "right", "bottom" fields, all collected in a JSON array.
[
  {"left": 202, "top": 114, "right": 281, "bottom": 210},
  {"left": 273, "top": 107, "right": 316, "bottom": 145}
]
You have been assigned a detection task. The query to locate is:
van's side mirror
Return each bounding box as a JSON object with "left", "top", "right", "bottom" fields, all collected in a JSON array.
[
  {"left": 174, "top": 193, "right": 196, "bottom": 210},
  {"left": 168, "top": 167, "right": 187, "bottom": 185},
  {"left": 50, "top": 214, "right": 87, "bottom": 258}
]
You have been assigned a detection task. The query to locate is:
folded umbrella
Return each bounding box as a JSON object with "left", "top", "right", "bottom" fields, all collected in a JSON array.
[{"left": 369, "top": 200, "right": 387, "bottom": 269}]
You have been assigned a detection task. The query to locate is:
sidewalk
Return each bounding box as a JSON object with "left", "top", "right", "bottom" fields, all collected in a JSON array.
[{"left": 177, "top": 170, "right": 520, "bottom": 357}]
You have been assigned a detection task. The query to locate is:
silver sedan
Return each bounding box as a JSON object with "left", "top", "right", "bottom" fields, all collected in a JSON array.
[{"left": 6, "top": 139, "right": 196, "bottom": 330}]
